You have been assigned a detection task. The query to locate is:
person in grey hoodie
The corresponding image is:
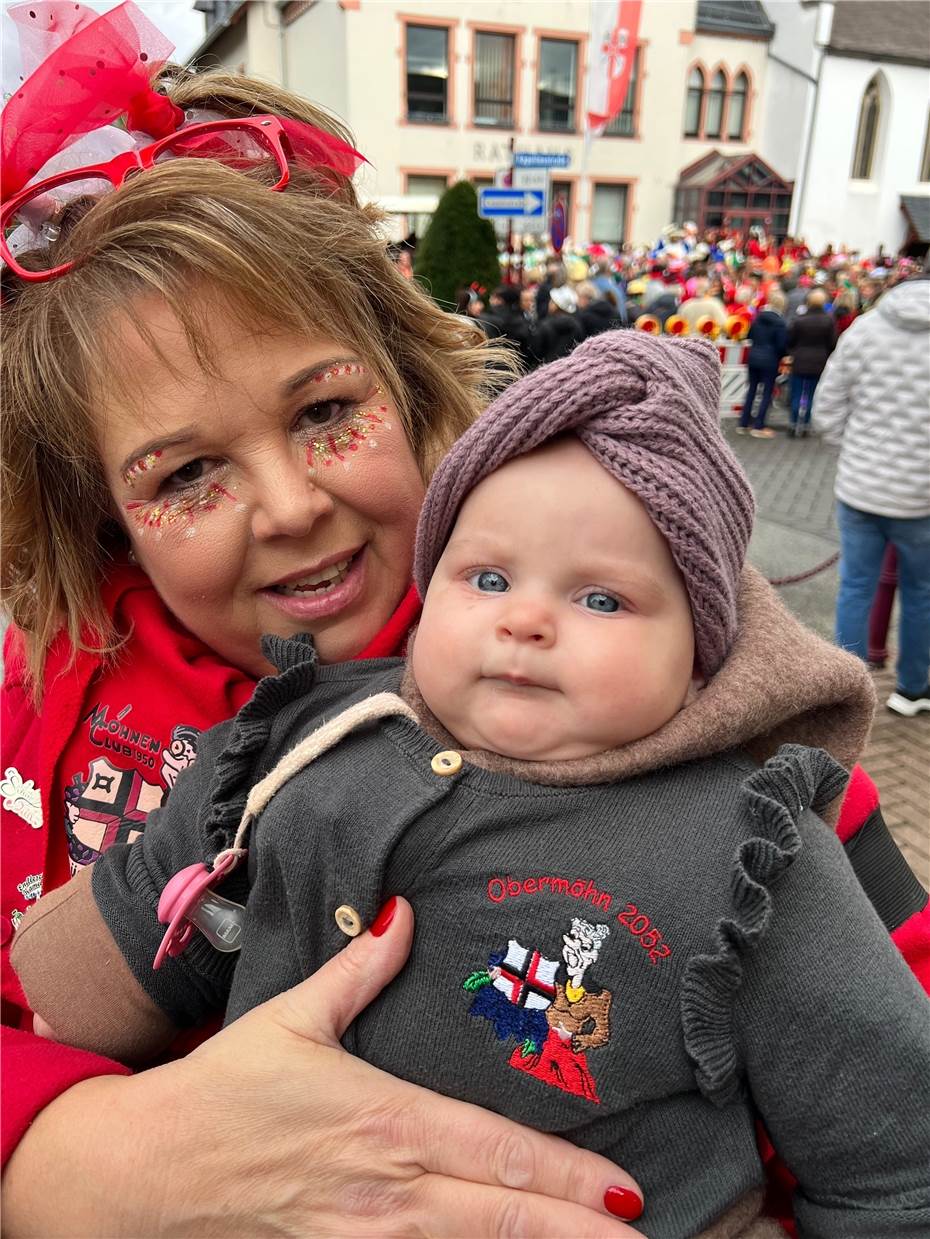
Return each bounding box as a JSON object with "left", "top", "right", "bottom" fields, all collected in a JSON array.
[
  {"left": 14, "top": 333, "right": 929, "bottom": 1239},
  {"left": 813, "top": 274, "right": 930, "bottom": 717}
]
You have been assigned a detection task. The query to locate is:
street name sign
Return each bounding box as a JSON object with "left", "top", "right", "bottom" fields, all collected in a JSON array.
[
  {"left": 513, "top": 152, "right": 571, "bottom": 170},
  {"left": 478, "top": 187, "right": 546, "bottom": 219}
]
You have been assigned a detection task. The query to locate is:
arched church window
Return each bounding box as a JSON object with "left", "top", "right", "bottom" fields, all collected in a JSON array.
[
  {"left": 851, "top": 77, "right": 881, "bottom": 179},
  {"left": 704, "top": 70, "right": 726, "bottom": 138},
  {"left": 684, "top": 66, "right": 704, "bottom": 137},
  {"left": 727, "top": 71, "right": 748, "bottom": 140}
]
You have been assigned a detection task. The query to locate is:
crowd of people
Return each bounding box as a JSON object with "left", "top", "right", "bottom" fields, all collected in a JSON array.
[{"left": 443, "top": 223, "right": 924, "bottom": 436}]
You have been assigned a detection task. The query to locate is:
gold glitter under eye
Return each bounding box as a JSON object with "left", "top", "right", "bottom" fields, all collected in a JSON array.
[
  {"left": 125, "top": 482, "right": 237, "bottom": 537},
  {"left": 305, "top": 401, "right": 391, "bottom": 472},
  {"left": 122, "top": 449, "right": 163, "bottom": 487}
]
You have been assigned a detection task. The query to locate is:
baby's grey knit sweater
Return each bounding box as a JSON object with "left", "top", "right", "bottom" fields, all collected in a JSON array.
[{"left": 94, "top": 638, "right": 930, "bottom": 1239}]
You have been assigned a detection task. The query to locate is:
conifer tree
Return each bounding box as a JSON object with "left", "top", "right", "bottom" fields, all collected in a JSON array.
[{"left": 413, "top": 181, "right": 501, "bottom": 310}]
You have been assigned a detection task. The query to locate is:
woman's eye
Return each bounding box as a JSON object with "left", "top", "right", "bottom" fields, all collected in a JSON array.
[
  {"left": 296, "top": 400, "right": 349, "bottom": 430},
  {"left": 580, "top": 591, "right": 622, "bottom": 613},
  {"left": 468, "top": 570, "right": 510, "bottom": 593},
  {"left": 167, "top": 459, "right": 209, "bottom": 487}
]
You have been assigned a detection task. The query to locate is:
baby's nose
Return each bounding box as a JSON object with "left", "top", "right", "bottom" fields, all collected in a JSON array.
[{"left": 495, "top": 600, "right": 556, "bottom": 647}]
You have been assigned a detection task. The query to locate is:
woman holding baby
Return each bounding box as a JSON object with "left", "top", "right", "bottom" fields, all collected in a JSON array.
[{"left": 1, "top": 5, "right": 926, "bottom": 1234}]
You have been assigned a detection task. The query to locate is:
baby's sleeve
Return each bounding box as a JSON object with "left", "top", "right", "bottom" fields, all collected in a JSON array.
[
  {"left": 12, "top": 719, "right": 242, "bottom": 1064},
  {"left": 735, "top": 812, "right": 930, "bottom": 1235}
]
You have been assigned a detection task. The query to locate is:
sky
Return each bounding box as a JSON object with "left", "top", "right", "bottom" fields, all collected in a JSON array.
[{"left": 1, "top": 0, "right": 205, "bottom": 65}]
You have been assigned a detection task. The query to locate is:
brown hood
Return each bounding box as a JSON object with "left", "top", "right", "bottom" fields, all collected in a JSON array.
[{"left": 401, "top": 565, "right": 875, "bottom": 802}]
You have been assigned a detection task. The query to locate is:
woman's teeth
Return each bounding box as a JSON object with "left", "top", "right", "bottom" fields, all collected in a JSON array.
[{"left": 273, "top": 557, "right": 352, "bottom": 595}]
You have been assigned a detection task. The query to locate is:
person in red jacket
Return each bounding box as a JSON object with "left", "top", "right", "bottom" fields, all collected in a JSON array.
[{"left": 1, "top": 12, "right": 926, "bottom": 1237}]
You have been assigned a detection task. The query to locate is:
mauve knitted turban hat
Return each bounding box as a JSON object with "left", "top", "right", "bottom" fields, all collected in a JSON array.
[{"left": 414, "top": 330, "right": 756, "bottom": 677}]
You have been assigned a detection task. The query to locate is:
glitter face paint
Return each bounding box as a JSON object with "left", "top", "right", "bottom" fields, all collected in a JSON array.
[
  {"left": 313, "top": 361, "right": 367, "bottom": 386},
  {"left": 125, "top": 481, "right": 238, "bottom": 537},
  {"left": 305, "top": 394, "right": 392, "bottom": 472},
  {"left": 122, "top": 450, "right": 163, "bottom": 487}
]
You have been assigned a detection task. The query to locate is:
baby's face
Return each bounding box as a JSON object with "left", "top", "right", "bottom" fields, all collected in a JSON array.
[{"left": 412, "top": 438, "right": 697, "bottom": 761}]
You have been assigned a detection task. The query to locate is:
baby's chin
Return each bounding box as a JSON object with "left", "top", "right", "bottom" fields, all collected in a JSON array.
[{"left": 451, "top": 711, "right": 613, "bottom": 763}]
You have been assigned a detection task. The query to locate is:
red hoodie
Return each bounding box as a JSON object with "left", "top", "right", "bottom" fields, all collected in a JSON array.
[{"left": 1, "top": 564, "right": 420, "bottom": 1166}]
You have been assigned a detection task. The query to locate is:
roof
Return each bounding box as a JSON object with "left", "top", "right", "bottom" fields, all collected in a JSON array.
[
  {"left": 695, "top": 1, "right": 775, "bottom": 41},
  {"left": 901, "top": 195, "right": 930, "bottom": 243},
  {"left": 828, "top": 1, "right": 930, "bottom": 68},
  {"left": 678, "top": 150, "right": 791, "bottom": 190}
]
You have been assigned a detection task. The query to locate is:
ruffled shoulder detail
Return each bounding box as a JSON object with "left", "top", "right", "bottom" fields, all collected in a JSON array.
[
  {"left": 681, "top": 743, "right": 849, "bottom": 1106},
  {"left": 200, "top": 635, "right": 319, "bottom": 859}
]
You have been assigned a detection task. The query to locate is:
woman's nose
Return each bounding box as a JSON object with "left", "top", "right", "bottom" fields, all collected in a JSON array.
[
  {"left": 249, "top": 459, "right": 334, "bottom": 541},
  {"left": 495, "top": 599, "right": 556, "bottom": 647}
]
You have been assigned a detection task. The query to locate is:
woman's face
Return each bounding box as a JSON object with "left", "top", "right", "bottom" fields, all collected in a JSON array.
[{"left": 94, "top": 296, "right": 426, "bottom": 675}]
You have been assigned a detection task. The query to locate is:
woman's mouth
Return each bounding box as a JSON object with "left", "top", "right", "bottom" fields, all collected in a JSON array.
[
  {"left": 260, "top": 548, "right": 366, "bottom": 621},
  {"left": 271, "top": 556, "right": 354, "bottom": 596}
]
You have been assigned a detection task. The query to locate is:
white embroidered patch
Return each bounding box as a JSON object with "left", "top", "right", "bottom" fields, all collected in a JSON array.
[
  {"left": 16, "top": 873, "right": 43, "bottom": 902},
  {"left": 1, "top": 767, "right": 42, "bottom": 829},
  {"left": 10, "top": 908, "right": 23, "bottom": 932}
]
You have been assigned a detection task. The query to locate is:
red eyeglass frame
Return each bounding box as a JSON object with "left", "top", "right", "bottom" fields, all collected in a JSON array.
[{"left": 0, "top": 115, "right": 292, "bottom": 283}]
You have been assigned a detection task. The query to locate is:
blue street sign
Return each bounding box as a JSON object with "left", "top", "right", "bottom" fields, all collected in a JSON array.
[
  {"left": 513, "top": 151, "right": 571, "bottom": 170},
  {"left": 478, "top": 187, "right": 546, "bottom": 219}
]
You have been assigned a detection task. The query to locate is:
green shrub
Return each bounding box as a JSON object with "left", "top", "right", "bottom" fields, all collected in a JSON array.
[{"left": 413, "top": 181, "right": 501, "bottom": 310}]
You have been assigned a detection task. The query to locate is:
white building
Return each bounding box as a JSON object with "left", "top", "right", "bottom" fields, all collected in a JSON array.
[
  {"left": 761, "top": 0, "right": 930, "bottom": 255},
  {"left": 189, "top": 0, "right": 787, "bottom": 245}
]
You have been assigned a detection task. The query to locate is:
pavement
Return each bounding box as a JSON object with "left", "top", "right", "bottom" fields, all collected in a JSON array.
[{"left": 723, "top": 403, "right": 929, "bottom": 886}]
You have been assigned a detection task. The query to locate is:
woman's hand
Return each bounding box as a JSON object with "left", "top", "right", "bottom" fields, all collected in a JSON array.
[{"left": 3, "top": 898, "right": 644, "bottom": 1237}]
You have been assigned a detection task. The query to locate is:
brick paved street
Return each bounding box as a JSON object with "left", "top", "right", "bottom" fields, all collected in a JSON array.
[{"left": 723, "top": 416, "right": 929, "bottom": 885}]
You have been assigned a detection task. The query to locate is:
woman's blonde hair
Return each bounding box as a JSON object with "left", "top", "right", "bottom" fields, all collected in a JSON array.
[{"left": 2, "top": 70, "right": 515, "bottom": 693}]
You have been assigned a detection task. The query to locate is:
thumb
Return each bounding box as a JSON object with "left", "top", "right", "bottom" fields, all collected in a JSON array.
[{"left": 269, "top": 896, "right": 414, "bottom": 1047}]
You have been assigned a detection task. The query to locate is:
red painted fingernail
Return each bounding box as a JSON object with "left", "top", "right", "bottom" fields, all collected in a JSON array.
[
  {"left": 604, "top": 1186, "right": 643, "bottom": 1221},
  {"left": 370, "top": 896, "right": 397, "bottom": 937}
]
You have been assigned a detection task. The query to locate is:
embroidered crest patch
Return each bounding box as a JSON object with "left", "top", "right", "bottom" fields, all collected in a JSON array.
[
  {"left": 1, "top": 767, "right": 42, "bottom": 829},
  {"left": 464, "top": 918, "right": 613, "bottom": 1104}
]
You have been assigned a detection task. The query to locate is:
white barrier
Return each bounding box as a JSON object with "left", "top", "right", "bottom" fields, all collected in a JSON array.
[{"left": 718, "top": 342, "right": 750, "bottom": 416}]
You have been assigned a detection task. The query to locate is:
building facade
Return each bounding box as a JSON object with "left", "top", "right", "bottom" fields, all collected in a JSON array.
[
  {"left": 759, "top": 1, "right": 930, "bottom": 256},
  {"left": 190, "top": 0, "right": 782, "bottom": 246}
]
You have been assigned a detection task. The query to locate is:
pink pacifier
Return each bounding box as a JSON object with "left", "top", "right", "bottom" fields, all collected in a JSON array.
[{"left": 153, "top": 851, "right": 245, "bottom": 970}]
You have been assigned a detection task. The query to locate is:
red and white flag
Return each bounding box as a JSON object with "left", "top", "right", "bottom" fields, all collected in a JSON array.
[{"left": 585, "top": 0, "right": 643, "bottom": 137}]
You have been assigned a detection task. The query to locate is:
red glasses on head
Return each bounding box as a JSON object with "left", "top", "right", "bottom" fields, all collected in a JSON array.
[{"left": 1, "top": 115, "right": 295, "bottom": 283}]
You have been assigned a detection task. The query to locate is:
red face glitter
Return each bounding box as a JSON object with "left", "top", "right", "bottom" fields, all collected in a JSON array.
[
  {"left": 125, "top": 482, "right": 238, "bottom": 536},
  {"left": 122, "top": 449, "right": 163, "bottom": 487},
  {"left": 305, "top": 398, "right": 392, "bottom": 472}
]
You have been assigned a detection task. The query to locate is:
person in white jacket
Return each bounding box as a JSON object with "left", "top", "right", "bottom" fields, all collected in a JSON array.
[{"left": 813, "top": 274, "right": 930, "bottom": 716}]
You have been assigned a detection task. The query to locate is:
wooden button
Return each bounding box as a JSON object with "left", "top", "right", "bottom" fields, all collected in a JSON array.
[
  {"left": 431, "top": 750, "right": 463, "bottom": 777},
  {"left": 334, "top": 904, "right": 363, "bottom": 937}
]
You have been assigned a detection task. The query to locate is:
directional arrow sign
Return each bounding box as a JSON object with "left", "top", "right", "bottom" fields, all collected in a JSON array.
[{"left": 478, "top": 188, "right": 546, "bottom": 219}]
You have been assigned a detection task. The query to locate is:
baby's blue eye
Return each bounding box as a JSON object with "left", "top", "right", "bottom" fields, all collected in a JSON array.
[
  {"left": 581, "top": 591, "right": 620, "bottom": 613},
  {"left": 471, "top": 570, "right": 509, "bottom": 593}
]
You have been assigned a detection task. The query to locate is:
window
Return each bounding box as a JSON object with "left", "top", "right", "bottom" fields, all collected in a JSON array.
[
  {"left": 405, "top": 174, "right": 448, "bottom": 237},
  {"left": 727, "top": 71, "right": 748, "bottom": 140},
  {"left": 920, "top": 111, "right": 930, "bottom": 181},
  {"left": 474, "top": 31, "right": 516, "bottom": 127},
  {"left": 538, "top": 39, "right": 577, "bottom": 132},
  {"left": 591, "top": 184, "right": 628, "bottom": 244},
  {"left": 851, "top": 76, "right": 880, "bottom": 179},
  {"left": 704, "top": 70, "right": 726, "bottom": 139},
  {"left": 406, "top": 25, "right": 449, "bottom": 124},
  {"left": 684, "top": 66, "right": 704, "bottom": 137},
  {"left": 604, "top": 46, "right": 640, "bottom": 137}
]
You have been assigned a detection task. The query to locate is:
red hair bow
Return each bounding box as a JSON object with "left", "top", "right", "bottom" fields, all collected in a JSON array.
[{"left": 1, "top": 1, "right": 182, "bottom": 200}]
